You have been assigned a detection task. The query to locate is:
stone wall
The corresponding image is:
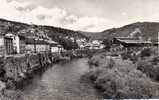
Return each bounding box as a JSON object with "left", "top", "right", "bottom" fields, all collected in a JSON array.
[{"left": 0, "top": 52, "right": 53, "bottom": 88}]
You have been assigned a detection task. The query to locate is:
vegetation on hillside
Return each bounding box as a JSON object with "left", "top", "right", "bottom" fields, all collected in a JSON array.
[{"left": 82, "top": 22, "right": 159, "bottom": 41}]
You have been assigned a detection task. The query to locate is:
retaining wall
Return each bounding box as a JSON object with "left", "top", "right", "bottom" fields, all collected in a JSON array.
[{"left": 0, "top": 52, "right": 53, "bottom": 88}]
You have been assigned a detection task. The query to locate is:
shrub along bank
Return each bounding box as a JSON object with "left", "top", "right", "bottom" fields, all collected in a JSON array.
[{"left": 86, "top": 53, "right": 159, "bottom": 99}]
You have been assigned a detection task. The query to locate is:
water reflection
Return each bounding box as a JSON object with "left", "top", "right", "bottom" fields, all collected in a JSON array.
[{"left": 20, "top": 58, "right": 102, "bottom": 100}]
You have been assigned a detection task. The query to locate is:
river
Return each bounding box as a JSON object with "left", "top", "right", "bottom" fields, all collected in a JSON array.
[{"left": 18, "top": 58, "right": 103, "bottom": 100}]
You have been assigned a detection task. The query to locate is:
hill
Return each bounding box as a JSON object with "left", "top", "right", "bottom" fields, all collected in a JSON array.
[
  {"left": 0, "top": 18, "right": 87, "bottom": 50},
  {"left": 78, "top": 31, "right": 100, "bottom": 39},
  {"left": 82, "top": 22, "right": 159, "bottom": 41}
]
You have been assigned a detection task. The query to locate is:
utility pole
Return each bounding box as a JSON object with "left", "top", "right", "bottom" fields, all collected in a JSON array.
[{"left": 158, "top": 32, "right": 159, "bottom": 54}]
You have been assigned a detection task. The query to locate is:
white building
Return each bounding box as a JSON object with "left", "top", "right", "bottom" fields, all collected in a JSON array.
[
  {"left": 46, "top": 39, "right": 64, "bottom": 53},
  {"left": 76, "top": 38, "right": 87, "bottom": 49},
  {"left": 26, "top": 38, "right": 50, "bottom": 53}
]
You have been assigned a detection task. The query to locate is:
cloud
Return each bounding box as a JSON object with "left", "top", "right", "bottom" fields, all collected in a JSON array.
[
  {"left": 0, "top": 0, "right": 121, "bottom": 32},
  {"left": 121, "top": 12, "right": 127, "bottom": 16},
  {"left": 0, "top": 0, "right": 32, "bottom": 22},
  {"left": 2, "top": 0, "right": 159, "bottom": 32}
]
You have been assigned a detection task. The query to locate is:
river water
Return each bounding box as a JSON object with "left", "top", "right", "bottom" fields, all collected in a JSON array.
[{"left": 19, "top": 58, "right": 102, "bottom": 100}]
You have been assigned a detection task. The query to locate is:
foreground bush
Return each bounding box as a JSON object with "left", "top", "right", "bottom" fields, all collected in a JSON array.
[
  {"left": 86, "top": 55, "right": 159, "bottom": 99},
  {"left": 140, "top": 48, "right": 152, "bottom": 57},
  {"left": 136, "top": 56, "right": 159, "bottom": 81},
  {"left": 88, "top": 53, "right": 115, "bottom": 68},
  {"left": 0, "top": 89, "right": 31, "bottom": 100},
  {"left": 94, "top": 68, "right": 159, "bottom": 98}
]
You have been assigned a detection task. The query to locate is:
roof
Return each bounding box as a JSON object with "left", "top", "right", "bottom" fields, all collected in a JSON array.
[
  {"left": 18, "top": 34, "right": 26, "bottom": 40},
  {"left": 154, "top": 42, "right": 159, "bottom": 45},
  {"left": 26, "top": 38, "right": 49, "bottom": 45},
  {"left": 1, "top": 33, "right": 26, "bottom": 40},
  {"left": 45, "top": 40, "right": 58, "bottom": 44},
  {"left": 115, "top": 37, "right": 139, "bottom": 40},
  {"left": 5, "top": 33, "right": 14, "bottom": 37},
  {"left": 118, "top": 39, "right": 151, "bottom": 44},
  {"left": 25, "top": 38, "right": 62, "bottom": 47},
  {"left": 115, "top": 37, "right": 152, "bottom": 44}
]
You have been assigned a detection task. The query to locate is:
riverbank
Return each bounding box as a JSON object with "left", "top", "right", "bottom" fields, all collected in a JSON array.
[
  {"left": 0, "top": 58, "right": 103, "bottom": 100},
  {"left": 0, "top": 52, "right": 53, "bottom": 100},
  {"left": 1, "top": 53, "right": 52, "bottom": 88},
  {"left": 0, "top": 49, "right": 104, "bottom": 100},
  {"left": 0, "top": 52, "right": 72, "bottom": 100},
  {"left": 85, "top": 49, "right": 159, "bottom": 99}
]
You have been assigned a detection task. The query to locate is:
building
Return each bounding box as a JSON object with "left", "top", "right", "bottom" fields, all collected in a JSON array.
[
  {"left": 26, "top": 38, "right": 50, "bottom": 53},
  {"left": 84, "top": 40, "right": 105, "bottom": 50},
  {"left": 46, "top": 40, "right": 63, "bottom": 53},
  {"left": 0, "top": 34, "right": 14, "bottom": 55},
  {"left": 84, "top": 42, "right": 105, "bottom": 50},
  {"left": 51, "top": 44, "right": 63, "bottom": 53},
  {"left": 13, "top": 34, "right": 26, "bottom": 54},
  {"left": 110, "top": 37, "right": 153, "bottom": 52},
  {"left": 5, "top": 33, "right": 26, "bottom": 54},
  {"left": 153, "top": 42, "right": 159, "bottom": 47},
  {"left": 92, "top": 40, "right": 101, "bottom": 45},
  {"left": 113, "top": 37, "right": 152, "bottom": 47},
  {"left": 76, "top": 38, "right": 87, "bottom": 49}
]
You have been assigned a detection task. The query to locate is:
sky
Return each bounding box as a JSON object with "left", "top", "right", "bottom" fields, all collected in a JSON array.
[{"left": 0, "top": 0, "right": 159, "bottom": 32}]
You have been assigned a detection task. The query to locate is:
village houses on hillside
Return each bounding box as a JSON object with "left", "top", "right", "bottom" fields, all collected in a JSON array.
[{"left": 83, "top": 40, "right": 105, "bottom": 50}]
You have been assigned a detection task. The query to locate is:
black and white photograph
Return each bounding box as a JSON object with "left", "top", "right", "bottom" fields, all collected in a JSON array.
[{"left": 0, "top": 0, "right": 158, "bottom": 99}]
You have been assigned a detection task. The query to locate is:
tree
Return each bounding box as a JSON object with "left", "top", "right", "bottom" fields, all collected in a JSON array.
[
  {"left": 58, "top": 38, "right": 78, "bottom": 50},
  {"left": 102, "top": 39, "right": 112, "bottom": 50}
]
